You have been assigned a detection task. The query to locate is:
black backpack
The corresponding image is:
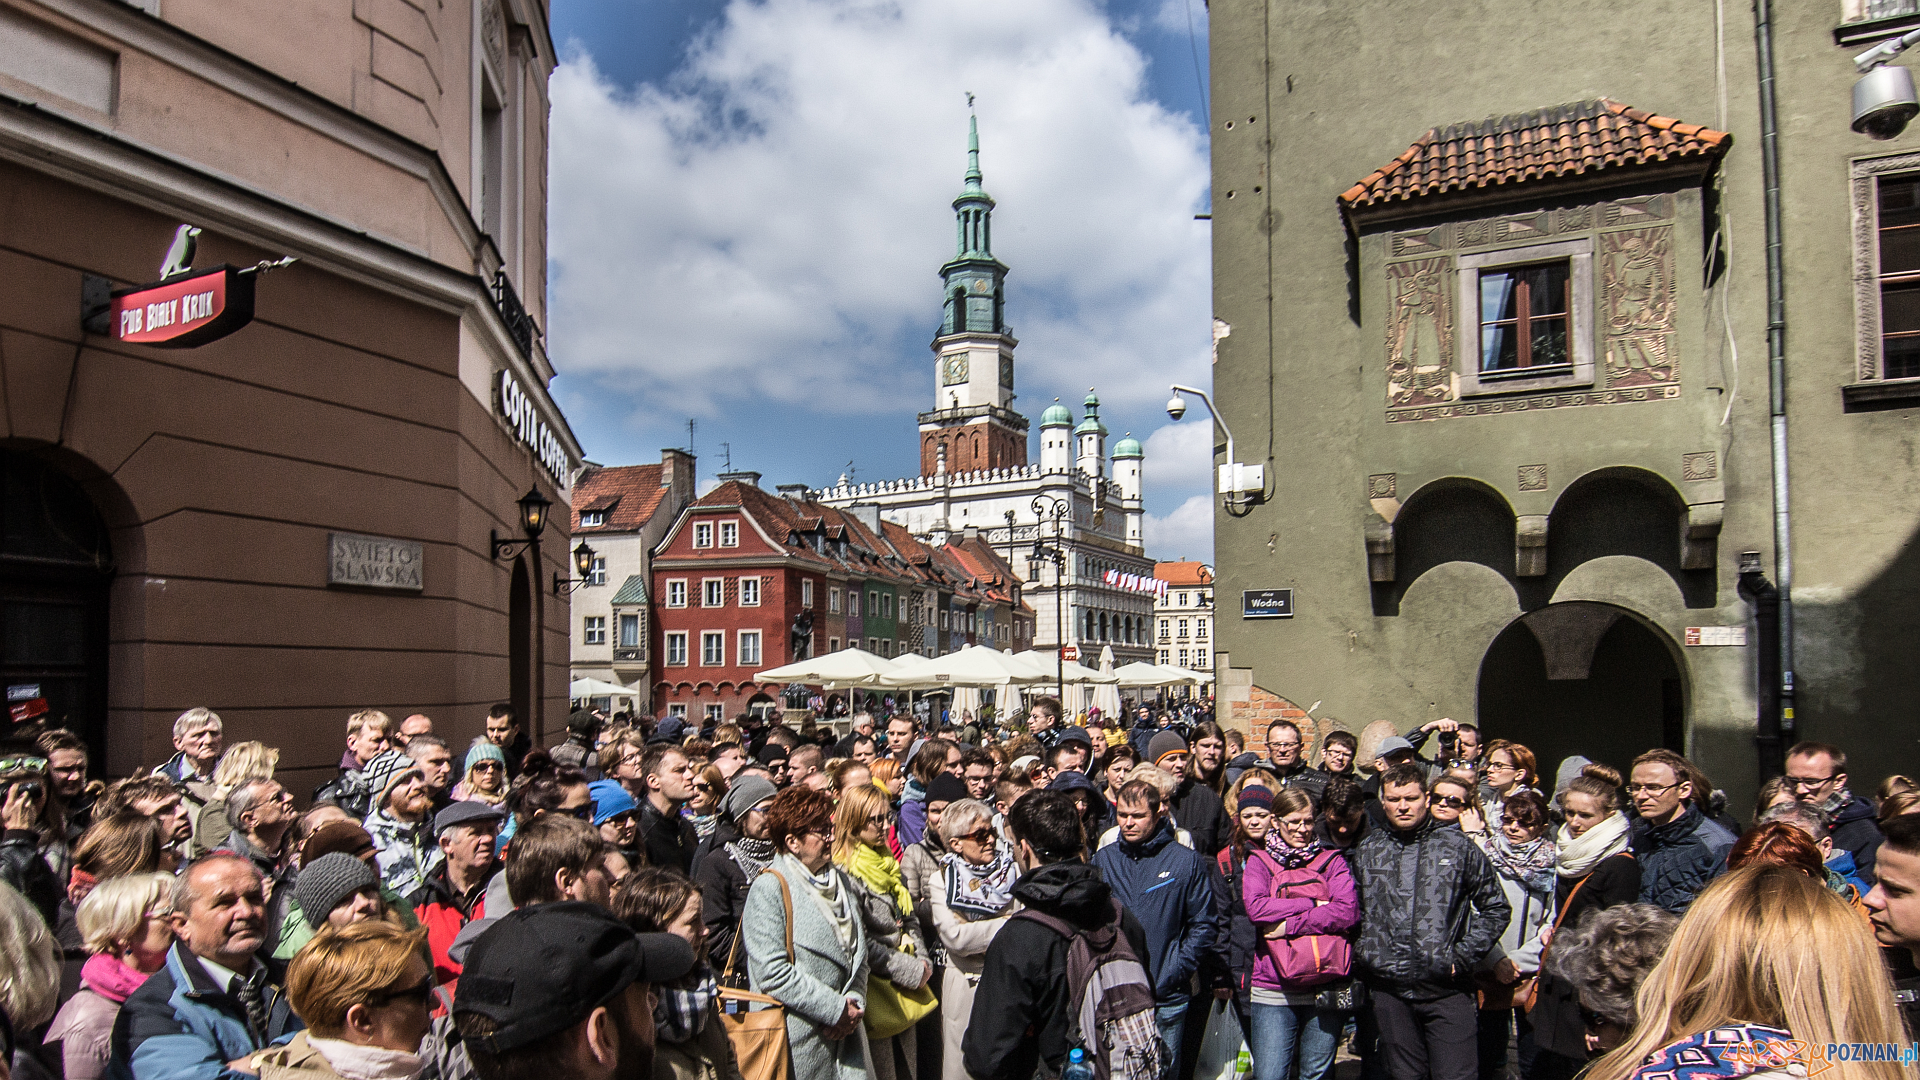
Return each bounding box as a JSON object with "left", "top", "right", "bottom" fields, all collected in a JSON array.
[{"left": 1014, "top": 901, "right": 1170, "bottom": 1080}]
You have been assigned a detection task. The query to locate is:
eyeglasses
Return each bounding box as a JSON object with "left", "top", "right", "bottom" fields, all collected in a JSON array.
[
  {"left": 1434, "top": 796, "right": 1470, "bottom": 809},
  {"left": 370, "top": 977, "right": 436, "bottom": 1009},
  {"left": 1484, "top": 762, "right": 1518, "bottom": 773},
  {"left": 1785, "top": 774, "right": 1838, "bottom": 790},
  {"left": 803, "top": 824, "right": 834, "bottom": 839},
  {"left": 694, "top": 782, "right": 715, "bottom": 793},
  {"left": 472, "top": 761, "right": 502, "bottom": 772},
  {"left": 954, "top": 827, "right": 997, "bottom": 845},
  {"left": 1625, "top": 781, "right": 1679, "bottom": 795},
  {"left": 564, "top": 805, "right": 595, "bottom": 821}
]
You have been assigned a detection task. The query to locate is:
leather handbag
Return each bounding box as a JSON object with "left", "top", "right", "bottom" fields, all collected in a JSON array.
[{"left": 718, "top": 871, "right": 794, "bottom": 1080}]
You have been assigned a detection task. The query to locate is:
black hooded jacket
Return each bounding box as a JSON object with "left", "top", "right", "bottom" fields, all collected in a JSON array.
[{"left": 964, "top": 861, "right": 1151, "bottom": 1080}]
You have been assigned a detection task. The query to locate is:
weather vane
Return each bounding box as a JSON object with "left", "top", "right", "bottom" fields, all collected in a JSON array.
[{"left": 966, "top": 91, "right": 974, "bottom": 109}]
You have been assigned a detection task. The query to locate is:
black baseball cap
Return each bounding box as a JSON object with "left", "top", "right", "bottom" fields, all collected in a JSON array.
[
  {"left": 454, "top": 902, "right": 694, "bottom": 1052},
  {"left": 1058, "top": 726, "right": 1094, "bottom": 749}
]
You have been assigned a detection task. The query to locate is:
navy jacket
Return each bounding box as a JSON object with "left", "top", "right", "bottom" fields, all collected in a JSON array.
[
  {"left": 109, "top": 942, "right": 301, "bottom": 1080},
  {"left": 1631, "top": 805, "right": 1734, "bottom": 913},
  {"left": 1828, "top": 793, "right": 1883, "bottom": 885},
  {"left": 1090, "top": 817, "right": 1215, "bottom": 1002}
]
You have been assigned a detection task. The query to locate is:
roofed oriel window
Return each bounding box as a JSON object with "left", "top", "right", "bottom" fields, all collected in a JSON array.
[
  {"left": 1878, "top": 174, "right": 1920, "bottom": 380},
  {"left": 1479, "top": 261, "right": 1572, "bottom": 373}
]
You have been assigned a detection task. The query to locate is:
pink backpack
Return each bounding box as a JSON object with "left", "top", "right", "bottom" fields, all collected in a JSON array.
[{"left": 1251, "top": 849, "right": 1352, "bottom": 986}]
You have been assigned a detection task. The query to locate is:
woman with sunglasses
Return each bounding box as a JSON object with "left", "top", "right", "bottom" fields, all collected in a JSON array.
[
  {"left": 449, "top": 740, "right": 507, "bottom": 806},
  {"left": 835, "top": 783, "right": 933, "bottom": 1080},
  {"left": 684, "top": 765, "right": 727, "bottom": 843},
  {"left": 1465, "top": 790, "right": 1557, "bottom": 1080},
  {"left": 259, "top": 921, "right": 435, "bottom": 1079},
  {"left": 930, "top": 797, "right": 1018, "bottom": 1080},
  {"left": 1428, "top": 774, "right": 1482, "bottom": 829}
]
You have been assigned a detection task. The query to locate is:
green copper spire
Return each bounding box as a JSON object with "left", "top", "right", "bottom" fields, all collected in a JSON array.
[
  {"left": 938, "top": 104, "right": 1007, "bottom": 340},
  {"left": 964, "top": 114, "right": 984, "bottom": 192}
]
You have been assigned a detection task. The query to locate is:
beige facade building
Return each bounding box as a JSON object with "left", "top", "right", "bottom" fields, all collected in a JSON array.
[
  {"left": 0, "top": 0, "right": 577, "bottom": 792},
  {"left": 568, "top": 452, "right": 697, "bottom": 714},
  {"left": 1153, "top": 561, "right": 1214, "bottom": 684}
]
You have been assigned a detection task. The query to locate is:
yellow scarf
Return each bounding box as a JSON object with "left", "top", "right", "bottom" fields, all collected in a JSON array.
[{"left": 840, "top": 841, "right": 915, "bottom": 919}]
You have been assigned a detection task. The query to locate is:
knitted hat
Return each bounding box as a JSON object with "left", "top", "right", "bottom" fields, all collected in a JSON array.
[
  {"left": 300, "top": 821, "right": 376, "bottom": 867},
  {"left": 465, "top": 740, "right": 507, "bottom": 775},
  {"left": 926, "top": 774, "right": 969, "bottom": 805},
  {"left": 295, "top": 852, "right": 379, "bottom": 929},
  {"left": 360, "top": 748, "right": 419, "bottom": 808},
  {"left": 721, "top": 775, "right": 777, "bottom": 824},
  {"left": 588, "top": 780, "right": 637, "bottom": 827},
  {"left": 755, "top": 743, "right": 789, "bottom": 767},
  {"left": 1147, "top": 730, "right": 1190, "bottom": 766},
  {"left": 568, "top": 710, "right": 602, "bottom": 735},
  {"left": 1237, "top": 786, "right": 1274, "bottom": 813}
]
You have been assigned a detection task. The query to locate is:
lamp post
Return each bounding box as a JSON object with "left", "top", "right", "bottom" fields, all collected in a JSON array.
[
  {"left": 1031, "top": 494, "right": 1070, "bottom": 703},
  {"left": 553, "top": 540, "right": 597, "bottom": 595},
  {"left": 491, "top": 485, "right": 554, "bottom": 745},
  {"left": 491, "top": 486, "right": 552, "bottom": 559}
]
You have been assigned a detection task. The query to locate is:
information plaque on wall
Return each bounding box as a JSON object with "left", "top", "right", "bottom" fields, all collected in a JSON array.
[
  {"left": 1243, "top": 589, "right": 1294, "bottom": 619},
  {"left": 328, "top": 532, "right": 424, "bottom": 591}
]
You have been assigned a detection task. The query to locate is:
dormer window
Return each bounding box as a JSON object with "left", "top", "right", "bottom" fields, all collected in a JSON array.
[{"left": 580, "top": 510, "right": 606, "bottom": 528}]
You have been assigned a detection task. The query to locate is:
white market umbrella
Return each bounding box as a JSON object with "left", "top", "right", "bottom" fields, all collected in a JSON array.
[
  {"left": 1093, "top": 646, "right": 1123, "bottom": 718},
  {"left": 755, "top": 647, "right": 899, "bottom": 689},
  {"left": 570, "top": 677, "right": 641, "bottom": 700},
  {"left": 1157, "top": 664, "right": 1209, "bottom": 685},
  {"left": 1010, "top": 650, "right": 1119, "bottom": 684},
  {"left": 952, "top": 687, "right": 982, "bottom": 723},
  {"left": 1115, "top": 661, "right": 1177, "bottom": 688},
  {"left": 880, "top": 645, "right": 1051, "bottom": 689}
]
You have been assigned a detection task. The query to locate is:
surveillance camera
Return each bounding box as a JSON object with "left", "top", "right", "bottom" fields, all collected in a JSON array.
[
  {"left": 1166, "top": 393, "right": 1187, "bottom": 421},
  {"left": 1855, "top": 64, "right": 1919, "bottom": 139}
]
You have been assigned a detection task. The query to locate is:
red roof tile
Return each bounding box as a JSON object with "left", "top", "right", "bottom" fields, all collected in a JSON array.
[
  {"left": 1154, "top": 561, "right": 1214, "bottom": 587},
  {"left": 1338, "top": 99, "right": 1730, "bottom": 218},
  {"left": 572, "top": 465, "right": 667, "bottom": 533}
]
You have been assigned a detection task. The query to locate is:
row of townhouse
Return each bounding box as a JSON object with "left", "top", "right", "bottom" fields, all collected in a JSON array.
[{"left": 648, "top": 472, "right": 1034, "bottom": 725}]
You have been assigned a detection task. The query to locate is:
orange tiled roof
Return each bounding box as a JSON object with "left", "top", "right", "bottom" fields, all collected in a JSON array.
[
  {"left": 1155, "top": 561, "right": 1214, "bottom": 587},
  {"left": 1338, "top": 99, "right": 1730, "bottom": 217},
  {"left": 572, "top": 464, "right": 666, "bottom": 533}
]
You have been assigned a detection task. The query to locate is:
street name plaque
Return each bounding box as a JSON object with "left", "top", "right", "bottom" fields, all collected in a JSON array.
[
  {"left": 1243, "top": 589, "right": 1294, "bottom": 619},
  {"left": 328, "top": 532, "right": 424, "bottom": 591}
]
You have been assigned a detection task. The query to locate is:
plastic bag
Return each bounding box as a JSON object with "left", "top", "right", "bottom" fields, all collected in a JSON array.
[{"left": 1192, "top": 999, "right": 1252, "bottom": 1080}]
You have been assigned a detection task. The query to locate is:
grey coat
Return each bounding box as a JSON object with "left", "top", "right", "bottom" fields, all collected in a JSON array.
[{"left": 744, "top": 857, "right": 871, "bottom": 1080}]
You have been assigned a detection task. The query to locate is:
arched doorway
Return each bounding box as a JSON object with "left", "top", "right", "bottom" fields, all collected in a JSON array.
[
  {"left": 0, "top": 450, "right": 114, "bottom": 760},
  {"left": 508, "top": 557, "right": 532, "bottom": 732},
  {"left": 1477, "top": 602, "right": 1685, "bottom": 778}
]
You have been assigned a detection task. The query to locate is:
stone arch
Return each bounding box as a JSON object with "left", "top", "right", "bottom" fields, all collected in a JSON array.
[
  {"left": 1544, "top": 467, "right": 1715, "bottom": 608},
  {"left": 1373, "top": 477, "right": 1518, "bottom": 616}
]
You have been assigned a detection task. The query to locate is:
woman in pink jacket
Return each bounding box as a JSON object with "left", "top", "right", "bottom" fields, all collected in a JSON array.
[{"left": 1241, "top": 788, "right": 1360, "bottom": 1080}]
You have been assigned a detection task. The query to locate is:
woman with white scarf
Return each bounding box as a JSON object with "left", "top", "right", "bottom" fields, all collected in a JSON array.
[
  {"left": 1525, "top": 764, "right": 1641, "bottom": 1080},
  {"left": 1467, "top": 789, "right": 1558, "bottom": 1080},
  {"left": 928, "top": 798, "right": 1019, "bottom": 1080}
]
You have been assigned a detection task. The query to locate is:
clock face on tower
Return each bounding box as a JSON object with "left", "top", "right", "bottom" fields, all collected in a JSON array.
[
  {"left": 1000, "top": 355, "right": 1013, "bottom": 389},
  {"left": 942, "top": 353, "right": 969, "bottom": 386}
]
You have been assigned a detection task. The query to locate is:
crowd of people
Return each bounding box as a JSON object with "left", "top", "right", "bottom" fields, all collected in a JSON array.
[{"left": 0, "top": 699, "right": 1917, "bottom": 1080}]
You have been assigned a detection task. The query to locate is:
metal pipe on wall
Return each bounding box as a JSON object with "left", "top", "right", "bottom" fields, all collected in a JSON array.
[{"left": 1753, "top": 0, "right": 1794, "bottom": 778}]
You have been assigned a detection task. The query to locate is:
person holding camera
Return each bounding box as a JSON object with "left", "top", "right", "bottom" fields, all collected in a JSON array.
[{"left": 0, "top": 753, "right": 61, "bottom": 927}]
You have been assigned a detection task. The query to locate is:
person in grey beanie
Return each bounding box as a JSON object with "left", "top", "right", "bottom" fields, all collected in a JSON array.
[
  {"left": 693, "top": 774, "right": 779, "bottom": 969},
  {"left": 294, "top": 851, "right": 388, "bottom": 931}
]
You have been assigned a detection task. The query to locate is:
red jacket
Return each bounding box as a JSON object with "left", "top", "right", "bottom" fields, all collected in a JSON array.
[{"left": 414, "top": 864, "right": 489, "bottom": 995}]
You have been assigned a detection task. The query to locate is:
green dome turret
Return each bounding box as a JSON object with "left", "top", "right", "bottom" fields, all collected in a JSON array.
[
  {"left": 1074, "top": 388, "right": 1107, "bottom": 436},
  {"left": 1113, "top": 432, "right": 1143, "bottom": 458},
  {"left": 1040, "top": 398, "right": 1073, "bottom": 427}
]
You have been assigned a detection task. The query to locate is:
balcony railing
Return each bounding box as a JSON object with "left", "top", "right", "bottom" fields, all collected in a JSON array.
[
  {"left": 491, "top": 270, "right": 540, "bottom": 360},
  {"left": 614, "top": 648, "right": 644, "bottom": 663}
]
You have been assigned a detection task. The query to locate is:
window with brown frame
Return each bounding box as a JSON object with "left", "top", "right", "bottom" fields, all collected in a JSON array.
[
  {"left": 1478, "top": 260, "right": 1572, "bottom": 374},
  {"left": 1879, "top": 175, "right": 1920, "bottom": 380}
]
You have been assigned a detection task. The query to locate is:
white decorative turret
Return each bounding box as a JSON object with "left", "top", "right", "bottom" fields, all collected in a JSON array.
[
  {"left": 1074, "top": 388, "right": 1107, "bottom": 480},
  {"left": 1039, "top": 397, "right": 1073, "bottom": 474},
  {"left": 1113, "top": 430, "right": 1144, "bottom": 546}
]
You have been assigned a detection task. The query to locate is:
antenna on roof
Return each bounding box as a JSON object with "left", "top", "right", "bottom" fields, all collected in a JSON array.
[{"left": 722, "top": 442, "right": 732, "bottom": 470}]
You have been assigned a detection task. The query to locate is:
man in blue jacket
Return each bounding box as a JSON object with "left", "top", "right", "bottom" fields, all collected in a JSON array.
[
  {"left": 1091, "top": 777, "right": 1215, "bottom": 1079},
  {"left": 1628, "top": 749, "right": 1735, "bottom": 913},
  {"left": 110, "top": 854, "right": 303, "bottom": 1080}
]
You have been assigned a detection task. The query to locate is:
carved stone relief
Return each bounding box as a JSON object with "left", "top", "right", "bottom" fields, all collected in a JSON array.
[
  {"left": 1367, "top": 473, "right": 1397, "bottom": 499},
  {"left": 1385, "top": 257, "right": 1456, "bottom": 409},
  {"left": 1601, "top": 227, "right": 1676, "bottom": 388},
  {"left": 1517, "top": 464, "right": 1548, "bottom": 491},
  {"left": 1682, "top": 452, "right": 1718, "bottom": 481}
]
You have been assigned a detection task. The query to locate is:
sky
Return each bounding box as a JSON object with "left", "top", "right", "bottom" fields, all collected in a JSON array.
[{"left": 546, "top": 0, "right": 1217, "bottom": 563}]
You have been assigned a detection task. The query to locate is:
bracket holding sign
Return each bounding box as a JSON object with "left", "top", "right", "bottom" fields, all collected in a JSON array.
[{"left": 80, "top": 224, "right": 295, "bottom": 348}]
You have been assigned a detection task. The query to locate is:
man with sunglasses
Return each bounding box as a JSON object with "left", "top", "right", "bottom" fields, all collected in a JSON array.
[
  {"left": 1785, "top": 741, "right": 1882, "bottom": 884},
  {"left": 1626, "top": 749, "right": 1733, "bottom": 914},
  {"left": 359, "top": 749, "right": 443, "bottom": 905}
]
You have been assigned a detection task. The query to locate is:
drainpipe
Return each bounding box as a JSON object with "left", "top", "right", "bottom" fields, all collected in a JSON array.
[
  {"left": 1737, "top": 552, "right": 1784, "bottom": 783},
  {"left": 1753, "top": 0, "right": 1796, "bottom": 764}
]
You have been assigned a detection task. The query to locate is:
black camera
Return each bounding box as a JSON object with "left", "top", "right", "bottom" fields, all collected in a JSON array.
[
  {"left": 2, "top": 778, "right": 42, "bottom": 803},
  {"left": 1438, "top": 729, "right": 1458, "bottom": 760}
]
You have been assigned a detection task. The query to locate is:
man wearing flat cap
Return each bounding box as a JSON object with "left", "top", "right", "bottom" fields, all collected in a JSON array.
[{"left": 454, "top": 902, "right": 695, "bottom": 1080}]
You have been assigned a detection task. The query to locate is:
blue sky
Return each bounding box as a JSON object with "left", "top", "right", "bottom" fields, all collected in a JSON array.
[{"left": 545, "top": 0, "right": 1217, "bottom": 561}]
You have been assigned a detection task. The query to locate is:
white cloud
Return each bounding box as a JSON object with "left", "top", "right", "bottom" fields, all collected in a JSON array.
[
  {"left": 1144, "top": 494, "right": 1213, "bottom": 563},
  {"left": 1141, "top": 419, "right": 1213, "bottom": 494},
  {"left": 546, "top": 0, "right": 1212, "bottom": 422}
]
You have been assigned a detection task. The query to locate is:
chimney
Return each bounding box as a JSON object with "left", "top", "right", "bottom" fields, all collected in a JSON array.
[
  {"left": 660, "top": 448, "right": 695, "bottom": 511},
  {"left": 849, "top": 504, "right": 883, "bottom": 534},
  {"left": 716, "top": 469, "right": 762, "bottom": 489},
  {"left": 776, "top": 483, "right": 810, "bottom": 500}
]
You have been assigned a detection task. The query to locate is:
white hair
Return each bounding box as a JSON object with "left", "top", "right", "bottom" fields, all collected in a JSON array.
[
  {"left": 941, "top": 797, "right": 993, "bottom": 840},
  {"left": 0, "top": 880, "right": 60, "bottom": 1028},
  {"left": 172, "top": 707, "right": 223, "bottom": 741},
  {"left": 76, "top": 872, "right": 173, "bottom": 956}
]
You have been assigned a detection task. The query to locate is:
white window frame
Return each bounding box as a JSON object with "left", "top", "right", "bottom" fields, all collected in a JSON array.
[
  {"left": 705, "top": 703, "right": 726, "bottom": 724},
  {"left": 1197, "top": 618, "right": 1208, "bottom": 639},
  {"left": 739, "top": 630, "right": 762, "bottom": 666},
  {"left": 668, "top": 703, "right": 689, "bottom": 719},
  {"left": 703, "top": 579, "right": 725, "bottom": 607},
  {"left": 1455, "top": 238, "right": 1595, "bottom": 397},
  {"left": 618, "top": 612, "right": 641, "bottom": 648},
  {"left": 802, "top": 580, "right": 815, "bottom": 607},
  {"left": 580, "top": 510, "right": 606, "bottom": 528},
  {"left": 739, "top": 577, "right": 761, "bottom": 606},
  {"left": 719, "top": 520, "right": 739, "bottom": 547},
  {"left": 701, "top": 631, "right": 725, "bottom": 666},
  {"left": 665, "top": 631, "right": 688, "bottom": 666},
  {"left": 693, "top": 522, "right": 714, "bottom": 548},
  {"left": 666, "top": 579, "right": 688, "bottom": 608},
  {"left": 587, "top": 557, "right": 607, "bottom": 586},
  {"left": 829, "top": 588, "right": 842, "bottom": 614},
  {"left": 829, "top": 636, "right": 841, "bottom": 652},
  {"left": 583, "top": 616, "right": 606, "bottom": 644},
  {"left": 849, "top": 591, "right": 861, "bottom": 616}
]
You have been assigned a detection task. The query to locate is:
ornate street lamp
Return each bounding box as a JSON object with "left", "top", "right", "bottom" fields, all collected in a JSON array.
[
  {"left": 554, "top": 540, "right": 597, "bottom": 595},
  {"left": 491, "top": 486, "right": 553, "bottom": 560},
  {"left": 1031, "top": 494, "right": 1070, "bottom": 702}
]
